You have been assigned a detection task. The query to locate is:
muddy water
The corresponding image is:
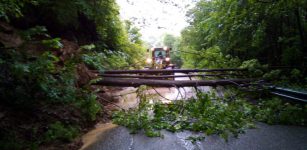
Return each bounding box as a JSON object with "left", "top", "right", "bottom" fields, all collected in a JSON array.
[
  {"left": 80, "top": 74, "right": 307, "bottom": 150},
  {"left": 111, "top": 73, "right": 211, "bottom": 109}
]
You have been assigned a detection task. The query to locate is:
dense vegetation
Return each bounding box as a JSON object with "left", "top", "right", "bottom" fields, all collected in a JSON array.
[
  {"left": 0, "top": 0, "right": 146, "bottom": 149},
  {"left": 180, "top": 0, "right": 307, "bottom": 70},
  {"left": 162, "top": 34, "right": 183, "bottom": 68}
]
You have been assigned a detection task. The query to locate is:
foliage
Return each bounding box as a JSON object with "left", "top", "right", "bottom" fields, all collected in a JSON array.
[
  {"left": 240, "top": 59, "right": 267, "bottom": 77},
  {"left": 82, "top": 52, "right": 105, "bottom": 72},
  {"left": 162, "top": 34, "right": 183, "bottom": 68},
  {"left": 0, "top": 44, "right": 102, "bottom": 119},
  {"left": 19, "top": 26, "right": 49, "bottom": 40},
  {"left": 0, "top": 0, "right": 38, "bottom": 20},
  {"left": 44, "top": 121, "right": 79, "bottom": 142},
  {"left": 125, "top": 20, "right": 143, "bottom": 45},
  {"left": 261, "top": 68, "right": 306, "bottom": 88},
  {"left": 2, "top": 0, "right": 146, "bottom": 70},
  {"left": 42, "top": 38, "right": 63, "bottom": 49},
  {"left": 113, "top": 90, "right": 307, "bottom": 141},
  {"left": 290, "top": 69, "right": 303, "bottom": 82},
  {"left": 113, "top": 92, "right": 256, "bottom": 140},
  {"left": 75, "top": 91, "right": 102, "bottom": 121},
  {"left": 163, "top": 34, "right": 177, "bottom": 48},
  {"left": 185, "top": 136, "right": 206, "bottom": 144},
  {"left": 181, "top": 45, "right": 241, "bottom": 69},
  {"left": 82, "top": 50, "right": 131, "bottom": 71},
  {"left": 254, "top": 98, "right": 307, "bottom": 126},
  {"left": 263, "top": 69, "right": 281, "bottom": 80},
  {"left": 0, "top": 50, "right": 64, "bottom": 105},
  {"left": 0, "top": 38, "right": 102, "bottom": 149},
  {"left": 180, "top": 0, "right": 307, "bottom": 69}
]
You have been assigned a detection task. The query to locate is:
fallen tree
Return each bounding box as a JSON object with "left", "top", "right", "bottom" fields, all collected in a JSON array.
[
  {"left": 92, "top": 68, "right": 247, "bottom": 74},
  {"left": 94, "top": 78, "right": 255, "bottom": 87},
  {"left": 99, "top": 74, "right": 243, "bottom": 79}
]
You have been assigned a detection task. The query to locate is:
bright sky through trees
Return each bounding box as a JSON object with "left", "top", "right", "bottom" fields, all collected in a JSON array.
[{"left": 116, "top": 0, "right": 197, "bottom": 41}]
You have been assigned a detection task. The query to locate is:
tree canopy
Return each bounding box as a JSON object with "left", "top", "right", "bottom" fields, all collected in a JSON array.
[{"left": 180, "top": 0, "right": 307, "bottom": 69}]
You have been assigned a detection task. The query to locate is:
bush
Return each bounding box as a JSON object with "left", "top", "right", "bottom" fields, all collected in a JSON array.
[
  {"left": 240, "top": 59, "right": 267, "bottom": 77},
  {"left": 44, "top": 122, "right": 79, "bottom": 142},
  {"left": 82, "top": 50, "right": 129, "bottom": 71},
  {"left": 76, "top": 92, "right": 102, "bottom": 121},
  {"left": 0, "top": 49, "right": 79, "bottom": 107},
  {"left": 254, "top": 98, "right": 307, "bottom": 125},
  {"left": 263, "top": 69, "right": 281, "bottom": 80},
  {"left": 290, "top": 69, "right": 302, "bottom": 82}
]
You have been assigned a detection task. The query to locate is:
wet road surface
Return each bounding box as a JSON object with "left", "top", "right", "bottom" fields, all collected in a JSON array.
[
  {"left": 81, "top": 73, "right": 307, "bottom": 150},
  {"left": 81, "top": 123, "right": 307, "bottom": 150}
]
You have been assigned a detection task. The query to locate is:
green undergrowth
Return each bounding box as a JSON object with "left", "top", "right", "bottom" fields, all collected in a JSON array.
[
  {"left": 0, "top": 30, "right": 101, "bottom": 149},
  {"left": 0, "top": 121, "right": 80, "bottom": 150},
  {"left": 255, "top": 98, "right": 307, "bottom": 125},
  {"left": 112, "top": 90, "right": 307, "bottom": 141},
  {"left": 44, "top": 121, "right": 79, "bottom": 143}
]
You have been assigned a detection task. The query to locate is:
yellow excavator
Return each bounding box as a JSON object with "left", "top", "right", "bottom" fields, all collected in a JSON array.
[{"left": 145, "top": 47, "right": 175, "bottom": 69}]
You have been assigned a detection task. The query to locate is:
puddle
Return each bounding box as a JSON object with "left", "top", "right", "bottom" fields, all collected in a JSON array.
[{"left": 111, "top": 73, "right": 212, "bottom": 109}]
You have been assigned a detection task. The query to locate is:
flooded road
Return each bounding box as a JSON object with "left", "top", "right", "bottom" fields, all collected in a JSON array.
[
  {"left": 110, "top": 73, "right": 211, "bottom": 109},
  {"left": 81, "top": 74, "right": 307, "bottom": 150}
]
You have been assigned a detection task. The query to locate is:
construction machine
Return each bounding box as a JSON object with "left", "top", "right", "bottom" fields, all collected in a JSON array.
[{"left": 145, "top": 47, "right": 174, "bottom": 69}]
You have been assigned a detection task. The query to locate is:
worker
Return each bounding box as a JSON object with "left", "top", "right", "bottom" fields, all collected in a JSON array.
[{"left": 157, "top": 51, "right": 163, "bottom": 58}]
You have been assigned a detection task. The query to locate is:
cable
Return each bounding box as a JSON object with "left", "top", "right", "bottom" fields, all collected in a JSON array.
[
  {"left": 112, "top": 90, "right": 138, "bottom": 97},
  {"left": 152, "top": 87, "right": 173, "bottom": 101},
  {"left": 100, "top": 97, "right": 125, "bottom": 110}
]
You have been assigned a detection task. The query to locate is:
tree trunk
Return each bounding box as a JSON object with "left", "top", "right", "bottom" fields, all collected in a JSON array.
[
  {"left": 99, "top": 74, "right": 243, "bottom": 79},
  {"left": 94, "top": 68, "right": 247, "bottom": 74},
  {"left": 94, "top": 78, "right": 255, "bottom": 87}
]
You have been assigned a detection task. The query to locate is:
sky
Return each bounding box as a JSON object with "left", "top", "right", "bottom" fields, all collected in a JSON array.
[{"left": 116, "top": 0, "right": 197, "bottom": 44}]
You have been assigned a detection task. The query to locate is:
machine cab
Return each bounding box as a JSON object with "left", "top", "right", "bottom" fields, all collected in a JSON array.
[{"left": 146, "top": 47, "right": 173, "bottom": 69}]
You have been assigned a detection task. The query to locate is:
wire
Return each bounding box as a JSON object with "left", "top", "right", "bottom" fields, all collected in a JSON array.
[
  {"left": 100, "top": 97, "right": 125, "bottom": 110},
  {"left": 112, "top": 90, "right": 137, "bottom": 97},
  {"left": 152, "top": 87, "right": 173, "bottom": 101}
]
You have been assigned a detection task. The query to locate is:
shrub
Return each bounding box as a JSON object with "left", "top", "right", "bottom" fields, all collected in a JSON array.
[
  {"left": 76, "top": 92, "right": 102, "bottom": 121},
  {"left": 44, "top": 121, "right": 79, "bottom": 142},
  {"left": 254, "top": 98, "right": 307, "bottom": 125},
  {"left": 240, "top": 59, "right": 267, "bottom": 77},
  {"left": 263, "top": 69, "right": 281, "bottom": 80}
]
